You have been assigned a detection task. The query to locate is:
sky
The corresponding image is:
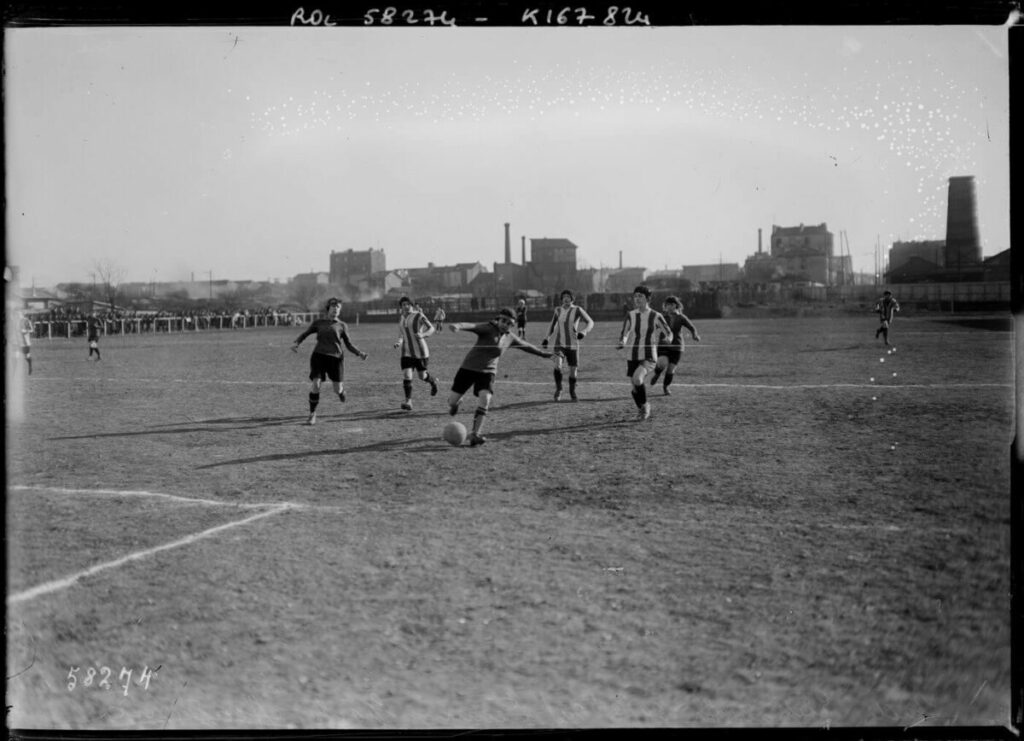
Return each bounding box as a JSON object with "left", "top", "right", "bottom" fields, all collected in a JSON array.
[{"left": 3, "top": 24, "right": 1012, "bottom": 288}]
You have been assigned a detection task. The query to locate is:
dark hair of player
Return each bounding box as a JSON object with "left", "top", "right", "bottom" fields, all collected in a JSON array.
[
  {"left": 632, "top": 285, "right": 652, "bottom": 298},
  {"left": 560, "top": 289, "right": 575, "bottom": 301}
]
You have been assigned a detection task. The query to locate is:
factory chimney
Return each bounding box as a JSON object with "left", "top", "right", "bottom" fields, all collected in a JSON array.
[
  {"left": 758, "top": 228, "right": 763, "bottom": 254},
  {"left": 521, "top": 236, "right": 526, "bottom": 265},
  {"left": 504, "top": 223, "right": 511, "bottom": 264},
  {"left": 619, "top": 251, "right": 623, "bottom": 269},
  {"left": 945, "top": 176, "right": 981, "bottom": 272}
]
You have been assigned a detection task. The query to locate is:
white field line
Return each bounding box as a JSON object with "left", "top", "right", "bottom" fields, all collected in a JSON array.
[
  {"left": 9, "top": 484, "right": 275, "bottom": 509},
  {"left": 8, "top": 501, "right": 298, "bottom": 605},
  {"left": 18, "top": 377, "right": 1013, "bottom": 390}
]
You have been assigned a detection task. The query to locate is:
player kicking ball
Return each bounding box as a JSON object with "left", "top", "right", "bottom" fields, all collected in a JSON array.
[{"left": 447, "top": 307, "right": 554, "bottom": 446}]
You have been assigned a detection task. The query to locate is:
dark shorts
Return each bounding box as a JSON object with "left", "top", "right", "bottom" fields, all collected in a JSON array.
[
  {"left": 657, "top": 346, "right": 682, "bottom": 365},
  {"left": 309, "top": 352, "right": 343, "bottom": 383},
  {"left": 516, "top": 318, "right": 526, "bottom": 328},
  {"left": 554, "top": 346, "right": 580, "bottom": 367},
  {"left": 627, "top": 359, "right": 656, "bottom": 378},
  {"left": 400, "top": 356, "right": 429, "bottom": 372},
  {"left": 452, "top": 367, "right": 495, "bottom": 396}
]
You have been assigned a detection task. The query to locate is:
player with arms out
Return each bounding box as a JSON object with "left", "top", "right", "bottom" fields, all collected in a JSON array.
[
  {"left": 649, "top": 295, "right": 700, "bottom": 395},
  {"left": 393, "top": 295, "right": 439, "bottom": 411},
  {"left": 447, "top": 307, "right": 554, "bottom": 446},
  {"left": 291, "top": 297, "right": 368, "bottom": 425},
  {"left": 618, "top": 285, "right": 672, "bottom": 420},
  {"left": 874, "top": 290, "right": 900, "bottom": 347},
  {"left": 541, "top": 289, "right": 595, "bottom": 401}
]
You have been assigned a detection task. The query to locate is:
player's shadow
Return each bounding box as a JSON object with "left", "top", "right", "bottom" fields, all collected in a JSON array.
[
  {"left": 194, "top": 418, "right": 635, "bottom": 469},
  {"left": 49, "top": 415, "right": 310, "bottom": 440},
  {"left": 493, "top": 396, "right": 620, "bottom": 412}
]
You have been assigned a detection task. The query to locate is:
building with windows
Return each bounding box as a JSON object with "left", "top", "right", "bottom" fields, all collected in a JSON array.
[{"left": 329, "top": 248, "right": 386, "bottom": 287}]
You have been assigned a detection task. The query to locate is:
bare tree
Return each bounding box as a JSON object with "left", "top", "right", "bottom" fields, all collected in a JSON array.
[
  {"left": 291, "top": 282, "right": 330, "bottom": 312},
  {"left": 93, "top": 259, "right": 125, "bottom": 310}
]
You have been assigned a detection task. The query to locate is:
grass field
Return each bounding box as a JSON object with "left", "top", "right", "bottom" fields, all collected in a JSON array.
[{"left": 4, "top": 313, "right": 1015, "bottom": 729}]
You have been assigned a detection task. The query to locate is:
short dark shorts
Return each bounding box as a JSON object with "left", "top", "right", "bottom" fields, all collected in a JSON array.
[
  {"left": 400, "top": 356, "right": 429, "bottom": 372},
  {"left": 516, "top": 318, "right": 526, "bottom": 328},
  {"left": 657, "top": 347, "right": 682, "bottom": 365},
  {"left": 309, "top": 352, "right": 343, "bottom": 383},
  {"left": 451, "top": 367, "right": 495, "bottom": 396},
  {"left": 553, "top": 346, "right": 580, "bottom": 367},
  {"left": 627, "top": 359, "right": 656, "bottom": 378}
]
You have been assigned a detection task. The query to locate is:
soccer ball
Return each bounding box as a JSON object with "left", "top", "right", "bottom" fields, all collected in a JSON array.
[{"left": 443, "top": 421, "right": 467, "bottom": 446}]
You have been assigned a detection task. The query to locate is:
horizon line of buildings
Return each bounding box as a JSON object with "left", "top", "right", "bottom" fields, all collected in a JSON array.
[{"left": 18, "top": 175, "right": 1008, "bottom": 306}]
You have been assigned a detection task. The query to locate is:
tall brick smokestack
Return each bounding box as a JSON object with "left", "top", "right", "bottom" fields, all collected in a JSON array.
[
  {"left": 619, "top": 251, "right": 623, "bottom": 269},
  {"left": 521, "top": 236, "right": 526, "bottom": 265},
  {"left": 504, "top": 223, "right": 511, "bottom": 264},
  {"left": 945, "top": 176, "right": 981, "bottom": 270},
  {"left": 758, "top": 228, "right": 763, "bottom": 254}
]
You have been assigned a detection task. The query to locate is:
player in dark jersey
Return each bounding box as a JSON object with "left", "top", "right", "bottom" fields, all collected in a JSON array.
[
  {"left": 617, "top": 285, "right": 672, "bottom": 420},
  {"left": 393, "top": 295, "right": 439, "bottom": 411},
  {"left": 874, "top": 290, "right": 900, "bottom": 347},
  {"left": 541, "top": 289, "right": 595, "bottom": 401},
  {"left": 649, "top": 296, "right": 700, "bottom": 395},
  {"left": 447, "top": 307, "right": 554, "bottom": 446},
  {"left": 291, "top": 297, "right": 368, "bottom": 425},
  {"left": 514, "top": 299, "right": 528, "bottom": 338},
  {"left": 86, "top": 314, "right": 102, "bottom": 361}
]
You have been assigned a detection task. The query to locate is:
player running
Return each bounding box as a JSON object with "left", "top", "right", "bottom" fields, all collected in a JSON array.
[
  {"left": 447, "top": 307, "right": 554, "bottom": 446},
  {"left": 874, "top": 290, "right": 900, "bottom": 347},
  {"left": 617, "top": 285, "right": 673, "bottom": 420},
  {"left": 649, "top": 296, "right": 700, "bottom": 395},
  {"left": 541, "top": 289, "right": 595, "bottom": 402},
  {"left": 291, "top": 297, "right": 368, "bottom": 425},
  {"left": 393, "top": 295, "right": 440, "bottom": 411}
]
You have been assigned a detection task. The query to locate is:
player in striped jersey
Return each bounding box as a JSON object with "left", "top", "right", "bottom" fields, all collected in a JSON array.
[
  {"left": 393, "top": 295, "right": 439, "bottom": 410},
  {"left": 17, "top": 311, "right": 34, "bottom": 374},
  {"left": 291, "top": 297, "right": 368, "bottom": 425},
  {"left": 447, "top": 307, "right": 554, "bottom": 446},
  {"left": 541, "top": 289, "right": 595, "bottom": 401},
  {"left": 649, "top": 296, "right": 700, "bottom": 395},
  {"left": 874, "top": 290, "right": 900, "bottom": 347},
  {"left": 617, "top": 285, "right": 672, "bottom": 420}
]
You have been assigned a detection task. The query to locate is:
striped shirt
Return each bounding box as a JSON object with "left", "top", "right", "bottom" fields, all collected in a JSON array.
[
  {"left": 397, "top": 310, "right": 435, "bottom": 359},
  {"left": 543, "top": 304, "right": 595, "bottom": 349},
  {"left": 875, "top": 296, "right": 900, "bottom": 322},
  {"left": 620, "top": 308, "right": 671, "bottom": 362},
  {"left": 294, "top": 319, "right": 362, "bottom": 358}
]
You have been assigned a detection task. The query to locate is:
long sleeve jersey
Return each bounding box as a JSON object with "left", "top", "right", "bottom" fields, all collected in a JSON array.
[
  {"left": 454, "top": 321, "right": 549, "bottom": 373},
  {"left": 294, "top": 319, "right": 363, "bottom": 358},
  {"left": 658, "top": 313, "right": 698, "bottom": 349},
  {"left": 396, "top": 311, "right": 435, "bottom": 359},
  {"left": 543, "top": 303, "right": 595, "bottom": 349},
  {"left": 620, "top": 308, "right": 672, "bottom": 362}
]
